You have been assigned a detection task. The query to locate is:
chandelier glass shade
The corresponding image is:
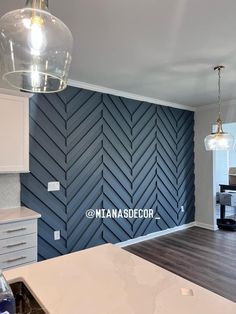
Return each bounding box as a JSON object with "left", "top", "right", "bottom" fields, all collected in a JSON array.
[
  {"left": 204, "top": 118, "right": 235, "bottom": 150},
  {"left": 0, "top": 0, "right": 73, "bottom": 93}
]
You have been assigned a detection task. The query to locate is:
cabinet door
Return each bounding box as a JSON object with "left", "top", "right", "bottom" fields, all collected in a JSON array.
[{"left": 0, "top": 94, "right": 29, "bottom": 173}]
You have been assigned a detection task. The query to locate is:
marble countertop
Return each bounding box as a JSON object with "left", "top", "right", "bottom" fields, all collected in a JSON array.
[
  {"left": 3, "top": 244, "right": 236, "bottom": 314},
  {"left": 0, "top": 206, "right": 41, "bottom": 224}
]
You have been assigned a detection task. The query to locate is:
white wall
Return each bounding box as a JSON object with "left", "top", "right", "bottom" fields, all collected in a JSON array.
[
  {"left": 195, "top": 100, "right": 236, "bottom": 228},
  {"left": 214, "top": 150, "right": 228, "bottom": 192},
  {"left": 0, "top": 174, "right": 20, "bottom": 209}
]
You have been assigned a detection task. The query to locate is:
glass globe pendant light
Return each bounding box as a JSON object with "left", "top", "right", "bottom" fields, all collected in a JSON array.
[
  {"left": 0, "top": 0, "right": 73, "bottom": 93},
  {"left": 204, "top": 66, "right": 235, "bottom": 151}
]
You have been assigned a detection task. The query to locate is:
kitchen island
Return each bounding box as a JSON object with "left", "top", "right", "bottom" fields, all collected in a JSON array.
[{"left": 4, "top": 244, "right": 236, "bottom": 314}]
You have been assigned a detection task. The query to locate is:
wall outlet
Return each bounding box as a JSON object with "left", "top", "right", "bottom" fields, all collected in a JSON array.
[
  {"left": 181, "top": 205, "right": 185, "bottom": 213},
  {"left": 54, "top": 230, "right": 60, "bottom": 241},
  {"left": 181, "top": 288, "right": 194, "bottom": 296},
  {"left": 48, "top": 181, "right": 60, "bottom": 192}
]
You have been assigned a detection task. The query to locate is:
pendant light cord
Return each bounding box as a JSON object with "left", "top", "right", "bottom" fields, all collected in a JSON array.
[
  {"left": 218, "top": 67, "right": 221, "bottom": 120},
  {"left": 214, "top": 65, "right": 224, "bottom": 133}
]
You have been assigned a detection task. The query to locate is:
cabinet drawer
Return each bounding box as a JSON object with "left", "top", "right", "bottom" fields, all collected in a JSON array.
[
  {"left": 0, "top": 233, "right": 36, "bottom": 255},
  {"left": 0, "top": 220, "right": 37, "bottom": 240},
  {"left": 0, "top": 247, "right": 37, "bottom": 270}
]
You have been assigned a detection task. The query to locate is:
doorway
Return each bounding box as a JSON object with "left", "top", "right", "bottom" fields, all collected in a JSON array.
[{"left": 213, "top": 122, "right": 236, "bottom": 222}]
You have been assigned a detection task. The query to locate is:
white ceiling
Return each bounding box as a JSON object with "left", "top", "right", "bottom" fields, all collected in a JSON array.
[{"left": 1, "top": 0, "right": 236, "bottom": 107}]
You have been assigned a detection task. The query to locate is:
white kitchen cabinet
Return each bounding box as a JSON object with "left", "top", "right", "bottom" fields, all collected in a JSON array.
[
  {"left": 0, "top": 207, "right": 41, "bottom": 270},
  {"left": 0, "top": 89, "right": 31, "bottom": 173}
]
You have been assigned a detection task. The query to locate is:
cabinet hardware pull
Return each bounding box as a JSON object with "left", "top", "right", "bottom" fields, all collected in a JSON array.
[
  {"left": 5, "top": 227, "right": 27, "bottom": 233},
  {"left": 5, "top": 256, "right": 26, "bottom": 263},
  {"left": 5, "top": 242, "right": 27, "bottom": 248}
]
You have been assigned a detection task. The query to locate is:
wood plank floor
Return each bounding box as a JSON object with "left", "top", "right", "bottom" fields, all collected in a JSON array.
[{"left": 124, "top": 227, "right": 236, "bottom": 302}]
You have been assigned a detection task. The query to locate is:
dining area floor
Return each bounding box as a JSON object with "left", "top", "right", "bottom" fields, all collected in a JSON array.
[{"left": 125, "top": 226, "right": 236, "bottom": 302}]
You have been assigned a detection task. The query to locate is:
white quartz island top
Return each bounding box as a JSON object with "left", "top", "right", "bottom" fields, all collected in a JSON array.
[
  {"left": 0, "top": 206, "right": 41, "bottom": 224},
  {"left": 4, "top": 244, "right": 236, "bottom": 314}
]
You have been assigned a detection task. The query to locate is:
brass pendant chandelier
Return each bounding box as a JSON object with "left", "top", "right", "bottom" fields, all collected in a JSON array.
[
  {"left": 204, "top": 66, "right": 235, "bottom": 151},
  {"left": 0, "top": 0, "right": 73, "bottom": 93}
]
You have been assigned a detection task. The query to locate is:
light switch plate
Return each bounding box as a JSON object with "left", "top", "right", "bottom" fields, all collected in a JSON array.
[
  {"left": 48, "top": 181, "right": 60, "bottom": 192},
  {"left": 54, "top": 230, "right": 60, "bottom": 240}
]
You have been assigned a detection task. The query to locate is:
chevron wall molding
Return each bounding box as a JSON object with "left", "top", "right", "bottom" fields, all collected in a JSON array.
[{"left": 21, "top": 86, "right": 195, "bottom": 260}]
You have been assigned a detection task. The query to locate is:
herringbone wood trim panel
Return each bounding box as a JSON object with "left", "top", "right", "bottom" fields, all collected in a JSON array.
[{"left": 21, "top": 86, "right": 195, "bottom": 260}]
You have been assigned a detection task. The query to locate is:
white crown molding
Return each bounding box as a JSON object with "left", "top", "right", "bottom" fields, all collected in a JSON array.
[{"left": 68, "top": 79, "right": 196, "bottom": 112}]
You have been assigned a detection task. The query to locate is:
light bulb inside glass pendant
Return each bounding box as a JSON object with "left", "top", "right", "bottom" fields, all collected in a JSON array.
[{"left": 23, "top": 16, "right": 46, "bottom": 55}]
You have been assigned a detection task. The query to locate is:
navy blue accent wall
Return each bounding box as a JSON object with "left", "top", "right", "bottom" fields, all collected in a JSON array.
[{"left": 21, "top": 86, "right": 195, "bottom": 260}]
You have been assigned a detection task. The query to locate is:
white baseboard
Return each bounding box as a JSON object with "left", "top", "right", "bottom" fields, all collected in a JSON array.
[
  {"left": 116, "top": 221, "right": 196, "bottom": 248},
  {"left": 116, "top": 221, "right": 219, "bottom": 248},
  {"left": 195, "top": 221, "right": 218, "bottom": 231}
]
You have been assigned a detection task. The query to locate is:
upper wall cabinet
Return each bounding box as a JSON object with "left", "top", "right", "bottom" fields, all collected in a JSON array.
[{"left": 0, "top": 89, "right": 31, "bottom": 173}]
